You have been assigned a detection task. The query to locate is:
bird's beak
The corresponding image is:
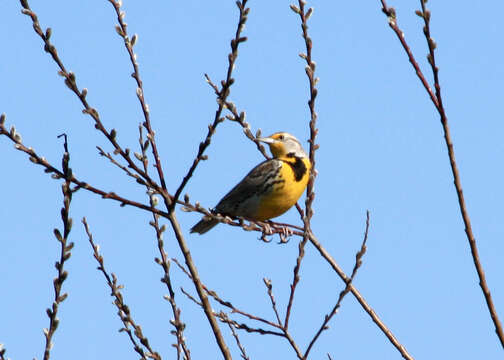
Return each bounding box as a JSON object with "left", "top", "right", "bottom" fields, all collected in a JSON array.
[
  {"left": 257, "top": 136, "right": 276, "bottom": 144},
  {"left": 257, "top": 136, "right": 285, "bottom": 158}
]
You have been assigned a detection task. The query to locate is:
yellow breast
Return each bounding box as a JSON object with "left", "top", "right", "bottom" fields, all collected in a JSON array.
[{"left": 253, "top": 156, "right": 311, "bottom": 221}]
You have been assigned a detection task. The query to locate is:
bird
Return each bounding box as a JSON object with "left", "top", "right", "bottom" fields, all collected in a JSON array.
[{"left": 190, "top": 132, "right": 311, "bottom": 234}]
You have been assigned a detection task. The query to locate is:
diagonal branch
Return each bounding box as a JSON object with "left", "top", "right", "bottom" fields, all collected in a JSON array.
[
  {"left": 308, "top": 231, "right": 414, "bottom": 360},
  {"left": 19, "top": 0, "right": 159, "bottom": 189},
  {"left": 106, "top": 0, "right": 170, "bottom": 200},
  {"left": 179, "top": 286, "right": 284, "bottom": 337},
  {"left": 216, "top": 312, "right": 285, "bottom": 337},
  {"left": 83, "top": 218, "right": 161, "bottom": 360},
  {"left": 380, "top": 0, "right": 504, "bottom": 348},
  {"left": 224, "top": 315, "right": 250, "bottom": 360},
  {"left": 170, "top": 0, "right": 250, "bottom": 210},
  {"left": 204, "top": 74, "right": 270, "bottom": 159},
  {"left": 304, "top": 211, "right": 370, "bottom": 358},
  {"left": 379, "top": 2, "right": 439, "bottom": 108},
  {"left": 173, "top": 258, "right": 282, "bottom": 330}
]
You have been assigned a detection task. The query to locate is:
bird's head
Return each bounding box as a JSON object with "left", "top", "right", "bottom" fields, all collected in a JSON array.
[{"left": 258, "top": 132, "right": 308, "bottom": 158}]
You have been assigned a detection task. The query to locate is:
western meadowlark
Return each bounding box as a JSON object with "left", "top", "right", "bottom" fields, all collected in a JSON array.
[{"left": 190, "top": 132, "right": 311, "bottom": 234}]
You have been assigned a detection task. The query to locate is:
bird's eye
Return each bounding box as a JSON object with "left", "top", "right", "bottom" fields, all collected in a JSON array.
[{"left": 278, "top": 134, "right": 285, "bottom": 140}]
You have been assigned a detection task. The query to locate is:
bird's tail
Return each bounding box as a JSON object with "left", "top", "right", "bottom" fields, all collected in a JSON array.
[{"left": 190, "top": 216, "right": 219, "bottom": 234}]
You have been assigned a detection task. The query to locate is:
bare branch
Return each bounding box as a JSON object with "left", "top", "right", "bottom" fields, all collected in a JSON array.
[
  {"left": 173, "top": 259, "right": 282, "bottom": 330},
  {"left": 19, "top": 0, "right": 159, "bottom": 189},
  {"left": 166, "top": 214, "right": 232, "bottom": 358},
  {"left": 418, "top": 0, "right": 503, "bottom": 347},
  {"left": 304, "top": 212, "right": 370, "bottom": 358},
  {"left": 106, "top": 0, "right": 170, "bottom": 201},
  {"left": 216, "top": 313, "right": 284, "bottom": 337},
  {"left": 138, "top": 125, "right": 191, "bottom": 360},
  {"left": 204, "top": 73, "right": 270, "bottom": 159},
  {"left": 224, "top": 315, "right": 250, "bottom": 360},
  {"left": 171, "top": 0, "right": 251, "bottom": 209},
  {"left": 97, "top": 145, "right": 147, "bottom": 185},
  {"left": 42, "top": 136, "right": 74, "bottom": 360},
  {"left": 263, "top": 278, "right": 283, "bottom": 326},
  {"left": 0, "top": 124, "right": 170, "bottom": 216},
  {"left": 176, "top": 259, "right": 305, "bottom": 359},
  {"left": 285, "top": 0, "right": 320, "bottom": 331},
  {"left": 308, "top": 231, "right": 414, "bottom": 360},
  {"left": 83, "top": 218, "right": 161, "bottom": 360},
  {"left": 380, "top": 0, "right": 504, "bottom": 348},
  {"left": 283, "top": 330, "right": 304, "bottom": 360},
  {"left": 138, "top": 126, "right": 190, "bottom": 360}
]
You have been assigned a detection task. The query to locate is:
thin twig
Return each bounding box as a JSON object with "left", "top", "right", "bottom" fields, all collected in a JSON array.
[
  {"left": 381, "top": 0, "right": 504, "bottom": 348},
  {"left": 42, "top": 135, "right": 74, "bottom": 360},
  {"left": 308, "top": 231, "right": 414, "bottom": 360},
  {"left": 223, "top": 314, "right": 251, "bottom": 360},
  {"left": 284, "top": 233, "right": 308, "bottom": 329},
  {"left": 106, "top": 0, "right": 170, "bottom": 198},
  {"left": 263, "top": 278, "right": 283, "bottom": 326},
  {"left": 204, "top": 74, "right": 270, "bottom": 159},
  {"left": 173, "top": 259, "right": 282, "bottom": 330},
  {"left": 419, "top": 0, "right": 503, "bottom": 347},
  {"left": 379, "top": 2, "right": 438, "bottom": 107},
  {"left": 304, "top": 211, "right": 370, "bottom": 358},
  {"left": 82, "top": 218, "right": 161, "bottom": 360},
  {"left": 171, "top": 0, "right": 250, "bottom": 209},
  {"left": 284, "top": 0, "right": 319, "bottom": 331},
  {"left": 97, "top": 145, "right": 147, "bottom": 185},
  {"left": 19, "top": 0, "right": 159, "bottom": 189},
  {"left": 0, "top": 125, "right": 169, "bottom": 216},
  {"left": 179, "top": 286, "right": 283, "bottom": 337},
  {"left": 217, "top": 313, "right": 284, "bottom": 337},
  {"left": 177, "top": 260, "right": 305, "bottom": 358},
  {"left": 138, "top": 127, "right": 190, "bottom": 360}
]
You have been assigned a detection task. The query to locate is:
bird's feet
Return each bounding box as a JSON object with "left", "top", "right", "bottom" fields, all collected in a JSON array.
[
  {"left": 276, "top": 225, "right": 293, "bottom": 244},
  {"left": 257, "top": 221, "right": 293, "bottom": 243}
]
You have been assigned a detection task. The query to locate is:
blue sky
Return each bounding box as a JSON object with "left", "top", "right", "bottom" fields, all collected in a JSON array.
[{"left": 1, "top": 0, "right": 503, "bottom": 359}]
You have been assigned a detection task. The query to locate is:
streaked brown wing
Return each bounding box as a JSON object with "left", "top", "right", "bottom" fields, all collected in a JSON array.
[{"left": 215, "top": 159, "right": 281, "bottom": 217}]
